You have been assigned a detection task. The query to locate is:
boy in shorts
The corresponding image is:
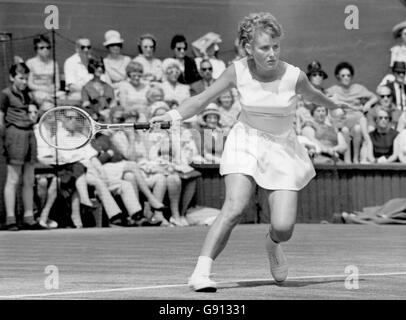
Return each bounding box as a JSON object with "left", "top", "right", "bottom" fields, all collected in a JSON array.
[{"left": 0, "top": 63, "right": 38, "bottom": 230}]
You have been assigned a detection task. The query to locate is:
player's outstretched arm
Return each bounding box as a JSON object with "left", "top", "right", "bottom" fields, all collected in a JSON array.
[
  {"left": 296, "top": 71, "right": 355, "bottom": 111},
  {"left": 150, "top": 65, "right": 236, "bottom": 123}
]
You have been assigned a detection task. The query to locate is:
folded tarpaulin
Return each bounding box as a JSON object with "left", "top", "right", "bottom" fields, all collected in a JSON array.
[{"left": 342, "top": 198, "right": 406, "bottom": 225}]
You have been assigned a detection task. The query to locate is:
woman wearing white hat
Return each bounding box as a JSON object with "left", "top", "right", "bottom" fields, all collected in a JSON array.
[
  {"left": 103, "top": 30, "right": 131, "bottom": 89},
  {"left": 390, "top": 21, "right": 406, "bottom": 68}
]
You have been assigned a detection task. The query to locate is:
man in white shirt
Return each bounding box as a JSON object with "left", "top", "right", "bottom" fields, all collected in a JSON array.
[{"left": 64, "top": 37, "right": 93, "bottom": 101}]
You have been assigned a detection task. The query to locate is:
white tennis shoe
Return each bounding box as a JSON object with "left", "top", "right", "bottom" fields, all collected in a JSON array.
[
  {"left": 265, "top": 234, "right": 289, "bottom": 283},
  {"left": 188, "top": 273, "right": 217, "bottom": 292}
]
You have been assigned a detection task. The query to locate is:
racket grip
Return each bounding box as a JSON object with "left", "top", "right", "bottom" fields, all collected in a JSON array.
[{"left": 133, "top": 121, "right": 171, "bottom": 130}]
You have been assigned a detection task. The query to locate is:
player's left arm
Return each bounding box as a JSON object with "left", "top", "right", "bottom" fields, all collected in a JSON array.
[{"left": 296, "top": 71, "right": 353, "bottom": 111}]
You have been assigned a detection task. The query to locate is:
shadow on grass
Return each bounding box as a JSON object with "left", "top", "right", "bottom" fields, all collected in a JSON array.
[{"left": 220, "top": 278, "right": 366, "bottom": 289}]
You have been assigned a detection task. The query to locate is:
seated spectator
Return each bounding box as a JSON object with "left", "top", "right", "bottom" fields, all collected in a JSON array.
[
  {"left": 91, "top": 132, "right": 163, "bottom": 226},
  {"left": 378, "top": 61, "right": 406, "bottom": 112},
  {"left": 294, "top": 94, "right": 313, "bottom": 135},
  {"left": 326, "top": 62, "right": 378, "bottom": 163},
  {"left": 145, "top": 106, "right": 197, "bottom": 226},
  {"left": 193, "top": 33, "right": 226, "bottom": 79},
  {"left": 200, "top": 104, "right": 225, "bottom": 164},
  {"left": 38, "top": 108, "right": 133, "bottom": 228},
  {"left": 133, "top": 33, "right": 163, "bottom": 83},
  {"left": 301, "top": 105, "right": 347, "bottom": 164},
  {"left": 103, "top": 30, "right": 131, "bottom": 90},
  {"left": 117, "top": 61, "right": 150, "bottom": 121},
  {"left": 190, "top": 59, "right": 215, "bottom": 96},
  {"left": 396, "top": 126, "right": 406, "bottom": 163},
  {"left": 82, "top": 57, "right": 115, "bottom": 122},
  {"left": 366, "top": 85, "right": 400, "bottom": 132},
  {"left": 161, "top": 58, "right": 191, "bottom": 108},
  {"left": 306, "top": 60, "right": 328, "bottom": 93},
  {"left": 390, "top": 20, "right": 406, "bottom": 68},
  {"left": 64, "top": 37, "right": 93, "bottom": 101},
  {"left": 368, "top": 107, "right": 399, "bottom": 163},
  {"left": 397, "top": 110, "right": 406, "bottom": 132},
  {"left": 217, "top": 90, "right": 241, "bottom": 135},
  {"left": 170, "top": 34, "right": 201, "bottom": 85},
  {"left": 108, "top": 107, "right": 171, "bottom": 226},
  {"left": 26, "top": 34, "right": 61, "bottom": 109}
]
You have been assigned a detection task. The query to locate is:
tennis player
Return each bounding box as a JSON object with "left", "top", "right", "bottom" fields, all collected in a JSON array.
[{"left": 150, "top": 12, "right": 353, "bottom": 292}]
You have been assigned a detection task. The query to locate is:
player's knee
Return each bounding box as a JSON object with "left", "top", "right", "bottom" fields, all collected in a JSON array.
[{"left": 222, "top": 199, "right": 246, "bottom": 225}]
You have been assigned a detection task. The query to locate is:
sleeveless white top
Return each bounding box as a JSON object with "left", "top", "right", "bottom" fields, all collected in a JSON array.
[
  {"left": 219, "top": 57, "right": 315, "bottom": 190},
  {"left": 234, "top": 57, "right": 300, "bottom": 136}
]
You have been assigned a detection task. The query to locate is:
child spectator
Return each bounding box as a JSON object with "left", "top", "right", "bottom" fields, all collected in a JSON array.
[
  {"left": 26, "top": 34, "right": 61, "bottom": 109},
  {"left": 0, "top": 63, "right": 38, "bottom": 230},
  {"left": 82, "top": 57, "right": 115, "bottom": 122},
  {"left": 117, "top": 61, "right": 150, "bottom": 121},
  {"left": 200, "top": 104, "right": 225, "bottom": 164}
]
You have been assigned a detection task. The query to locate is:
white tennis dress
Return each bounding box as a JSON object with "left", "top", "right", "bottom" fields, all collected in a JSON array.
[{"left": 219, "top": 58, "right": 316, "bottom": 190}]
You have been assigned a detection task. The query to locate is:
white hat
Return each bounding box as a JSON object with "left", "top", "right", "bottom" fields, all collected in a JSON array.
[
  {"left": 150, "top": 101, "right": 170, "bottom": 117},
  {"left": 392, "top": 20, "right": 406, "bottom": 38},
  {"left": 202, "top": 103, "right": 221, "bottom": 120},
  {"left": 103, "top": 30, "right": 124, "bottom": 47},
  {"left": 162, "top": 58, "right": 183, "bottom": 74}
]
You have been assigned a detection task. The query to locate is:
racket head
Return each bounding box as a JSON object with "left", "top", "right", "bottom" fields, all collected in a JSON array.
[{"left": 38, "top": 106, "right": 95, "bottom": 150}]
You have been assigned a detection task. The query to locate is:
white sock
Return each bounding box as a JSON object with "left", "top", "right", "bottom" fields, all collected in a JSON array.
[{"left": 192, "top": 256, "right": 213, "bottom": 276}]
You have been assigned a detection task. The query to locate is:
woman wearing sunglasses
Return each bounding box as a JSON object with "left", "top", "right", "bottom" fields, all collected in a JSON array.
[
  {"left": 326, "top": 62, "right": 378, "bottom": 163},
  {"left": 26, "top": 35, "right": 60, "bottom": 109}
]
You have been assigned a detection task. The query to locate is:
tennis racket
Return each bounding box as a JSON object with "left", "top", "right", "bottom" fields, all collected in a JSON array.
[{"left": 38, "top": 106, "right": 171, "bottom": 150}]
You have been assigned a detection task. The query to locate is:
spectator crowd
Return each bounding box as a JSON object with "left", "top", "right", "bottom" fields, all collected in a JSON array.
[{"left": 1, "top": 20, "right": 406, "bottom": 230}]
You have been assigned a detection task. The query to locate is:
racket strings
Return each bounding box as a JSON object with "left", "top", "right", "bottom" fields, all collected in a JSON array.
[{"left": 40, "top": 107, "right": 92, "bottom": 150}]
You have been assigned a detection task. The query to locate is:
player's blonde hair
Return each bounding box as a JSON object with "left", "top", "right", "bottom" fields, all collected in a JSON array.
[{"left": 238, "top": 12, "right": 283, "bottom": 48}]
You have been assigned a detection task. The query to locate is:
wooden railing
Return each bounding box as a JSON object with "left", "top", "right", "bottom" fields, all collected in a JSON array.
[
  {"left": 191, "top": 163, "right": 406, "bottom": 223},
  {"left": 1, "top": 161, "right": 406, "bottom": 224}
]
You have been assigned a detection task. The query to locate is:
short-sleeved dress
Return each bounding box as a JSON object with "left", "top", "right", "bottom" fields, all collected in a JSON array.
[{"left": 219, "top": 58, "right": 316, "bottom": 190}]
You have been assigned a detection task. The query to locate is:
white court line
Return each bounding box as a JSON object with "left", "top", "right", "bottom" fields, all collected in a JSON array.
[{"left": 1, "top": 271, "right": 405, "bottom": 299}]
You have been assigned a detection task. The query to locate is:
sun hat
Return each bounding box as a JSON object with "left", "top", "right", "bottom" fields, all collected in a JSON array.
[
  {"left": 392, "top": 61, "right": 406, "bottom": 73},
  {"left": 202, "top": 103, "right": 221, "bottom": 120},
  {"left": 392, "top": 20, "right": 406, "bottom": 38},
  {"left": 150, "top": 101, "right": 170, "bottom": 117},
  {"left": 306, "top": 60, "right": 328, "bottom": 79},
  {"left": 103, "top": 30, "right": 124, "bottom": 47}
]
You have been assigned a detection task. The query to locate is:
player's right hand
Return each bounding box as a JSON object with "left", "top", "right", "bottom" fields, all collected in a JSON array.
[{"left": 149, "top": 113, "right": 172, "bottom": 125}]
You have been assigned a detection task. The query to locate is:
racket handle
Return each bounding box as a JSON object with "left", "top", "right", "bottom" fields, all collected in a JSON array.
[{"left": 133, "top": 121, "right": 171, "bottom": 130}]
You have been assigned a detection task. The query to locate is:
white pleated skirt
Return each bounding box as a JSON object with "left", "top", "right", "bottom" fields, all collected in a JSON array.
[{"left": 220, "top": 121, "right": 316, "bottom": 191}]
